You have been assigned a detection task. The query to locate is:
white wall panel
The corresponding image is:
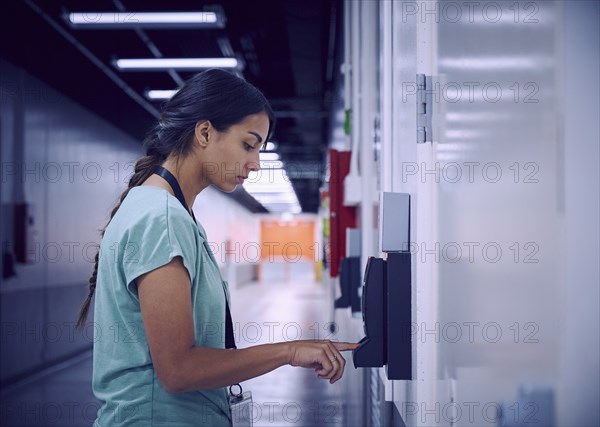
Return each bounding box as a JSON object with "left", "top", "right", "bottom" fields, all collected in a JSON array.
[
  {"left": 432, "top": 1, "right": 573, "bottom": 425},
  {"left": 388, "top": 2, "right": 440, "bottom": 426}
]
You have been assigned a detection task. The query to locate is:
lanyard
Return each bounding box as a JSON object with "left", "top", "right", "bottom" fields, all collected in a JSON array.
[{"left": 154, "top": 165, "right": 237, "bottom": 350}]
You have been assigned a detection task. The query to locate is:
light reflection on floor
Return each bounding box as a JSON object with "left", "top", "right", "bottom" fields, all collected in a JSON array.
[{"left": 232, "top": 261, "right": 346, "bottom": 427}]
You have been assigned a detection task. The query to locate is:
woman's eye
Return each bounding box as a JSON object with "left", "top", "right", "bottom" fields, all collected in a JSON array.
[{"left": 244, "top": 142, "right": 254, "bottom": 151}]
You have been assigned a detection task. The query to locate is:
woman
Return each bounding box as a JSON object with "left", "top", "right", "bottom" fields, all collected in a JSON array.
[{"left": 76, "top": 69, "right": 357, "bottom": 426}]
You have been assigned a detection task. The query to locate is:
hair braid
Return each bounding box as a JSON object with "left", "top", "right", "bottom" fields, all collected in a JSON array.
[{"left": 75, "top": 153, "right": 166, "bottom": 330}]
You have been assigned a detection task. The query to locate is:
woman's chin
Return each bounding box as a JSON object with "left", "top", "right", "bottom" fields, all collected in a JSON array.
[{"left": 213, "top": 183, "right": 238, "bottom": 193}]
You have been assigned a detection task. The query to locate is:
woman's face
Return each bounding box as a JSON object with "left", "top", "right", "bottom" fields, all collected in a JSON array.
[{"left": 198, "top": 112, "right": 269, "bottom": 192}]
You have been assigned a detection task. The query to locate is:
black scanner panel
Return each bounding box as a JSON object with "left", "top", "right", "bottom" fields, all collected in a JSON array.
[
  {"left": 386, "top": 252, "right": 412, "bottom": 380},
  {"left": 352, "top": 254, "right": 412, "bottom": 380},
  {"left": 352, "top": 257, "right": 386, "bottom": 367}
]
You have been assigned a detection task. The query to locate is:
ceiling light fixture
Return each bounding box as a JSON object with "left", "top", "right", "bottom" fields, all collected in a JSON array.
[
  {"left": 244, "top": 168, "right": 302, "bottom": 214},
  {"left": 264, "top": 141, "right": 278, "bottom": 151},
  {"left": 145, "top": 89, "right": 179, "bottom": 100},
  {"left": 259, "top": 152, "right": 280, "bottom": 161},
  {"left": 65, "top": 12, "right": 225, "bottom": 29},
  {"left": 113, "top": 58, "right": 239, "bottom": 71}
]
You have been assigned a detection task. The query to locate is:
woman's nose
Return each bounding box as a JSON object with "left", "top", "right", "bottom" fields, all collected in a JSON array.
[{"left": 248, "top": 151, "right": 261, "bottom": 172}]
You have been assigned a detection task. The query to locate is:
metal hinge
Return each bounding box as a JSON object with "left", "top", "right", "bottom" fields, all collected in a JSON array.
[{"left": 416, "top": 74, "right": 432, "bottom": 143}]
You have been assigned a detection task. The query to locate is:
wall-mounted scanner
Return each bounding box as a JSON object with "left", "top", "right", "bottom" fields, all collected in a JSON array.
[
  {"left": 335, "top": 257, "right": 362, "bottom": 312},
  {"left": 335, "top": 228, "right": 362, "bottom": 313},
  {"left": 353, "top": 192, "right": 412, "bottom": 380}
]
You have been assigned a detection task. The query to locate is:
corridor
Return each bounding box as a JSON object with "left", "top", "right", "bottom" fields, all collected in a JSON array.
[{"left": 1, "top": 1, "right": 598, "bottom": 426}]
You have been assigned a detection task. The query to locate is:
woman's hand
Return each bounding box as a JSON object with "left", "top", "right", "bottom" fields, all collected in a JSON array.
[{"left": 287, "top": 340, "right": 359, "bottom": 384}]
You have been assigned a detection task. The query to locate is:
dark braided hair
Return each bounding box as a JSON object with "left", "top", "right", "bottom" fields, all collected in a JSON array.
[{"left": 76, "top": 69, "right": 275, "bottom": 329}]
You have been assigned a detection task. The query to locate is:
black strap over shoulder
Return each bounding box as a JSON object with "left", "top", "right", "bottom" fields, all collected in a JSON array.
[
  {"left": 154, "top": 165, "right": 196, "bottom": 222},
  {"left": 154, "top": 165, "right": 236, "bottom": 349},
  {"left": 225, "top": 304, "right": 236, "bottom": 350}
]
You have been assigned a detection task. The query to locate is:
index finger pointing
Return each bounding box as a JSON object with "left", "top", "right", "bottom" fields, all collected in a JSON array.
[{"left": 333, "top": 342, "right": 361, "bottom": 352}]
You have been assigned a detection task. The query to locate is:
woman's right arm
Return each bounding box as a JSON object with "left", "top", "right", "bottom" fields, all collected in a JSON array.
[{"left": 137, "top": 256, "right": 358, "bottom": 394}]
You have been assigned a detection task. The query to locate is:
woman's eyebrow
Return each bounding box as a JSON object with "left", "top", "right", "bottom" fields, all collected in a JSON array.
[{"left": 248, "top": 131, "right": 263, "bottom": 143}]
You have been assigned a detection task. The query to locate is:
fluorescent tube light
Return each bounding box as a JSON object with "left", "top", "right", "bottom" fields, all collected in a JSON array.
[
  {"left": 145, "top": 89, "right": 179, "bottom": 100},
  {"left": 259, "top": 152, "right": 280, "bottom": 161},
  {"left": 243, "top": 169, "right": 302, "bottom": 213},
  {"left": 114, "top": 58, "right": 239, "bottom": 71},
  {"left": 264, "top": 141, "right": 278, "bottom": 151},
  {"left": 65, "top": 12, "right": 224, "bottom": 29}
]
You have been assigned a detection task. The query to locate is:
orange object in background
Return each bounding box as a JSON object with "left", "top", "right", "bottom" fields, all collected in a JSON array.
[{"left": 259, "top": 218, "right": 316, "bottom": 282}]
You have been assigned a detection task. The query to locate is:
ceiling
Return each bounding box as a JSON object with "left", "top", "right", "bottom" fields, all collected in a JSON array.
[{"left": 0, "top": 0, "right": 344, "bottom": 213}]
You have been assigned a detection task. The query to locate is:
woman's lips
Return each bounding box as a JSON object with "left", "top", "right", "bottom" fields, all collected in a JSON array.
[{"left": 237, "top": 176, "right": 246, "bottom": 184}]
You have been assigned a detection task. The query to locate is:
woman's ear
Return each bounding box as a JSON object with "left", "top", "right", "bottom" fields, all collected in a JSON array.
[{"left": 194, "top": 121, "right": 211, "bottom": 147}]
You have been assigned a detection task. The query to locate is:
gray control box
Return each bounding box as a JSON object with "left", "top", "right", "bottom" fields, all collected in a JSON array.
[
  {"left": 379, "top": 192, "right": 410, "bottom": 253},
  {"left": 346, "top": 228, "right": 361, "bottom": 258}
]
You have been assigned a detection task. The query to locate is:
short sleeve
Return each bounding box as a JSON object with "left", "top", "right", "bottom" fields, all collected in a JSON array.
[{"left": 121, "top": 200, "right": 198, "bottom": 298}]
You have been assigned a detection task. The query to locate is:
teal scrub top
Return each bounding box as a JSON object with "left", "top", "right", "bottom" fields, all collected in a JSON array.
[{"left": 92, "top": 186, "right": 232, "bottom": 426}]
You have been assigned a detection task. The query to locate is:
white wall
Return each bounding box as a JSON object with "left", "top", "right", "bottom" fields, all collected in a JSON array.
[
  {"left": 373, "top": 1, "right": 598, "bottom": 426},
  {"left": 0, "top": 60, "right": 142, "bottom": 293},
  {"left": 0, "top": 60, "right": 145, "bottom": 380},
  {"left": 434, "top": 1, "right": 564, "bottom": 424}
]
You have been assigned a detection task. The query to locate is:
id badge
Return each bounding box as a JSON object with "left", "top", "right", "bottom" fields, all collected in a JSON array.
[{"left": 229, "top": 384, "right": 253, "bottom": 427}]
